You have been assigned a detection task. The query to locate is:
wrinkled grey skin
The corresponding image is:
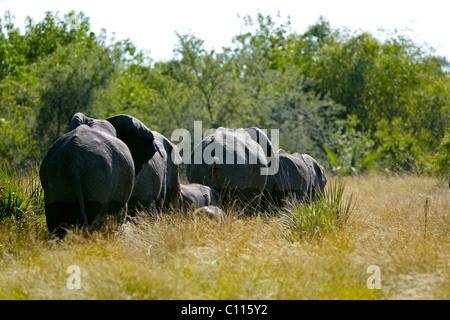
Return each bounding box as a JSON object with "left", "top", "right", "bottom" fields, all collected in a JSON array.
[
  {"left": 193, "top": 205, "right": 225, "bottom": 223},
  {"left": 263, "top": 149, "right": 327, "bottom": 207},
  {"left": 180, "top": 183, "right": 221, "bottom": 209},
  {"left": 187, "top": 127, "right": 276, "bottom": 211},
  {"left": 128, "top": 131, "right": 182, "bottom": 214},
  {"left": 39, "top": 112, "right": 160, "bottom": 236}
]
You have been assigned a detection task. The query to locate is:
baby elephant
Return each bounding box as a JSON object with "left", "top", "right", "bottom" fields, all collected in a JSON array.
[
  {"left": 192, "top": 205, "right": 225, "bottom": 224},
  {"left": 180, "top": 183, "right": 221, "bottom": 209}
]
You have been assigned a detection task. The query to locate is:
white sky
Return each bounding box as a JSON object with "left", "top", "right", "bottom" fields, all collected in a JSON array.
[{"left": 1, "top": 0, "right": 449, "bottom": 62}]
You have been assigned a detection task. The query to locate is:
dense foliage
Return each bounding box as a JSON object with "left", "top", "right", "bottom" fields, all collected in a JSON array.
[{"left": 1, "top": 11, "right": 449, "bottom": 175}]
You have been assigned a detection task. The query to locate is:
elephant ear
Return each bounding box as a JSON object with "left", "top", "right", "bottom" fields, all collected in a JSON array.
[
  {"left": 67, "top": 112, "right": 117, "bottom": 136},
  {"left": 106, "top": 114, "right": 163, "bottom": 175},
  {"left": 168, "top": 141, "right": 182, "bottom": 166},
  {"left": 66, "top": 112, "right": 90, "bottom": 132},
  {"left": 302, "top": 154, "right": 327, "bottom": 195},
  {"left": 315, "top": 162, "right": 328, "bottom": 191},
  {"left": 245, "top": 127, "right": 279, "bottom": 175},
  {"left": 153, "top": 131, "right": 182, "bottom": 166},
  {"left": 161, "top": 135, "right": 182, "bottom": 189}
]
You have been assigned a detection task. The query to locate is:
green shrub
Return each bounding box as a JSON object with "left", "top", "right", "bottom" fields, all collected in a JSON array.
[
  {"left": 0, "top": 163, "right": 47, "bottom": 236},
  {"left": 280, "top": 180, "right": 355, "bottom": 239},
  {"left": 324, "top": 116, "right": 379, "bottom": 176},
  {"left": 431, "top": 129, "right": 450, "bottom": 176}
]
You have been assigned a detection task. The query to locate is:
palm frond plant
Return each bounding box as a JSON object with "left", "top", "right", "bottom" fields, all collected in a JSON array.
[
  {"left": 280, "top": 180, "right": 356, "bottom": 240},
  {"left": 0, "top": 163, "right": 46, "bottom": 234}
]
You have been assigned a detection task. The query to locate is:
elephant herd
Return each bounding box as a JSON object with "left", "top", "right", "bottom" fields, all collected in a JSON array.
[{"left": 39, "top": 113, "right": 327, "bottom": 236}]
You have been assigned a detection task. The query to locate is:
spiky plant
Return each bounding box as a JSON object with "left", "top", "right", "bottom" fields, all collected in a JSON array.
[
  {"left": 0, "top": 163, "right": 46, "bottom": 235},
  {"left": 280, "top": 180, "right": 356, "bottom": 239}
]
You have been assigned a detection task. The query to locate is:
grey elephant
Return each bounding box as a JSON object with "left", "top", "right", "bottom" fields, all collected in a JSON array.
[
  {"left": 39, "top": 112, "right": 161, "bottom": 236},
  {"left": 187, "top": 127, "right": 277, "bottom": 211},
  {"left": 180, "top": 183, "right": 221, "bottom": 209},
  {"left": 128, "top": 131, "right": 182, "bottom": 214},
  {"left": 263, "top": 149, "right": 327, "bottom": 207},
  {"left": 192, "top": 205, "right": 225, "bottom": 223}
]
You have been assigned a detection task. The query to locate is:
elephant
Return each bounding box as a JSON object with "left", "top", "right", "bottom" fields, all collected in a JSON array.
[
  {"left": 128, "top": 131, "right": 183, "bottom": 214},
  {"left": 39, "top": 112, "right": 161, "bottom": 236},
  {"left": 262, "top": 149, "right": 327, "bottom": 207},
  {"left": 187, "top": 127, "right": 277, "bottom": 212},
  {"left": 192, "top": 205, "right": 225, "bottom": 223},
  {"left": 180, "top": 183, "right": 221, "bottom": 209}
]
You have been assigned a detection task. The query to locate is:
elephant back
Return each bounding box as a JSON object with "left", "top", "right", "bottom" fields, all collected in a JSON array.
[
  {"left": 40, "top": 124, "right": 135, "bottom": 236},
  {"left": 262, "top": 149, "right": 327, "bottom": 206},
  {"left": 41, "top": 126, "right": 135, "bottom": 204},
  {"left": 263, "top": 150, "right": 309, "bottom": 203},
  {"left": 187, "top": 128, "right": 269, "bottom": 210}
]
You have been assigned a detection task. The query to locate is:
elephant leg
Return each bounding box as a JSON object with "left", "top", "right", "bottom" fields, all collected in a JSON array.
[
  {"left": 127, "top": 196, "right": 148, "bottom": 216},
  {"left": 121, "top": 203, "right": 128, "bottom": 225},
  {"left": 261, "top": 190, "right": 283, "bottom": 211},
  {"left": 219, "top": 187, "right": 262, "bottom": 214},
  {"left": 101, "top": 201, "right": 126, "bottom": 215},
  {"left": 90, "top": 201, "right": 127, "bottom": 230},
  {"left": 45, "top": 201, "right": 104, "bottom": 237},
  {"left": 238, "top": 187, "right": 263, "bottom": 206},
  {"left": 45, "top": 203, "right": 83, "bottom": 237},
  {"left": 147, "top": 198, "right": 161, "bottom": 216}
]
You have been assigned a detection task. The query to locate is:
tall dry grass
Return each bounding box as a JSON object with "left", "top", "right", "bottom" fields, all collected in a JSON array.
[
  {"left": 0, "top": 171, "right": 448, "bottom": 299},
  {"left": 342, "top": 173, "right": 449, "bottom": 299}
]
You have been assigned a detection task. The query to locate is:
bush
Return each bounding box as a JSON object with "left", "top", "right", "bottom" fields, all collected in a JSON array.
[
  {"left": 431, "top": 129, "right": 450, "bottom": 176},
  {"left": 279, "top": 180, "right": 355, "bottom": 239},
  {"left": 0, "top": 163, "right": 47, "bottom": 236},
  {"left": 324, "top": 115, "right": 379, "bottom": 175}
]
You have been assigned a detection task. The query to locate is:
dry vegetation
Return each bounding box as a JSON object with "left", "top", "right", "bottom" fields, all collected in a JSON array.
[{"left": 0, "top": 172, "right": 448, "bottom": 300}]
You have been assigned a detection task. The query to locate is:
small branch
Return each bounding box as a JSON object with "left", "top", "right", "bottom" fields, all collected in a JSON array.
[{"left": 423, "top": 197, "right": 429, "bottom": 241}]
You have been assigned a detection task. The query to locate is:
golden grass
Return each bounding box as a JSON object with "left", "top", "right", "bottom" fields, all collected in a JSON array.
[{"left": 0, "top": 172, "right": 448, "bottom": 299}]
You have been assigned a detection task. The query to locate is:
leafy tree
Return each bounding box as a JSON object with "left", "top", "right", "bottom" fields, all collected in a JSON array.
[
  {"left": 431, "top": 128, "right": 450, "bottom": 175},
  {"left": 35, "top": 40, "right": 116, "bottom": 147},
  {"left": 0, "top": 78, "right": 39, "bottom": 166},
  {"left": 22, "top": 11, "right": 95, "bottom": 64},
  {"left": 324, "top": 116, "right": 378, "bottom": 175},
  {"left": 0, "top": 11, "right": 95, "bottom": 80},
  {"left": 295, "top": 18, "right": 450, "bottom": 173},
  {"left": 0, "top": 11, "right": 27, "bottom": 79},
  {"left": 233, "top": 14, "right": 341, "bottom": 160},
  {"left": 0, "top": 10, "right": 448, "bottom": 177},
  {"left": 172, "top": 33, "right": 245, "bottom": 128}
]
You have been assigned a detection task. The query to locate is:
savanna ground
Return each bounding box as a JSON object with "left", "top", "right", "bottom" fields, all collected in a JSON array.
[{"left": 0, "top": 172, "right": 448, "bottom": 300}]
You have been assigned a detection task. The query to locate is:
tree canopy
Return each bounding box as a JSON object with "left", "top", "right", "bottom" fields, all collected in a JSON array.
[{"left": 0, "top": 11, "right": 448, "bottom": 175}]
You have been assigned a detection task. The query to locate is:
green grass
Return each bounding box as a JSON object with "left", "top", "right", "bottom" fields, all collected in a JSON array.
[
  {"left": 0, "top": 164, "right": 48, "bottom": 239},
  {"left": 0, "top": 165, "right": 448, "bottom": 299}
]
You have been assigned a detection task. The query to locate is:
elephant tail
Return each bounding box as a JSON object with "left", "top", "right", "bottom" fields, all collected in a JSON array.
[
  {"left": 209, "top": 162, "right": 217, "bottom": 186},
  {"left": 74, "top": 177, "right": 90, "bottom": 229}
]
